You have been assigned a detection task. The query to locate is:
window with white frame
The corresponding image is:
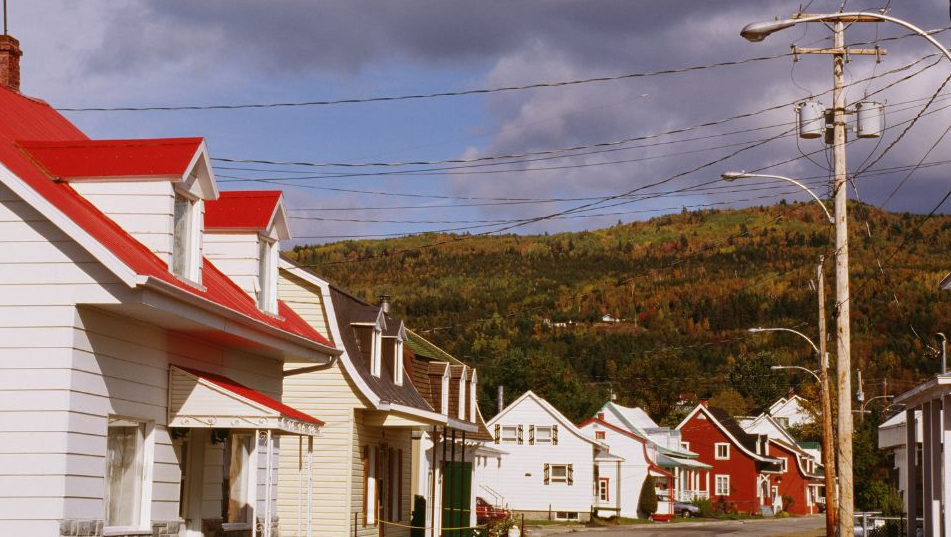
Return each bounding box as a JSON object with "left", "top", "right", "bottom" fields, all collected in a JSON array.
[
  {"left": 681, "top": 441, "right": 690, "bottom": 451},
  {"left": 595, "top": 431, "right": 606, "bottom": 440},
  {"left": 370, "top": 328, "right": 383, "bottom": 377},
  {"left": 104, "top": 418, "right": 151, "bottom": 530},
  {"left": 598, "top": 478, "right": 610, "bottom": 502},
  {"left": 535, "top": 426, "right": 553, "bottom": 443},
  {"left": 775, "top": 417, "right": 790, "bottom": 428},
  {"left": 257, "top": 237, "right": 278, "bottom": 313},
  {"left": 393, "top": 339, "right": 404, "bottom": 385},
  {"left": 715, "top": 475, "right": 730, "bottom": 496},
  {"left": 440, "top": 372, "right": 449, "bottom": 414},
  {"left": 500, "top": 426, "right": 518, "bottom": 443},
  {"left": 223, "top": 434, "right": 254, "bottom": 526},
  {"left": 778, "top": 457, "right": 788, "bottom": 473},
  {"left": 715, "top": 442, "right": 730, "bottom": 460},
  {"left": 468, "top": 375, "right": 477, "bottom": 423},
  {"left": 549, "top": 464, "right": 571, "bottom": 484},
  {"left": 172, "top": 192, "right": 202, "bottom": 282}
]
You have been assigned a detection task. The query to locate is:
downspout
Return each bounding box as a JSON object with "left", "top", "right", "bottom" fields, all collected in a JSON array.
[{"left": 283, "top": 355, "right": 338, "bottom": 376}]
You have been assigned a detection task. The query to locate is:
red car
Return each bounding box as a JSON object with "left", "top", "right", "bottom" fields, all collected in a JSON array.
[{"left": 476, "top": 497, "right": 510, "bottom": 523}]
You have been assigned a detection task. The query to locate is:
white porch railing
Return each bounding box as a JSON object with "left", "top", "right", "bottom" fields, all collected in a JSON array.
[
  {"left": 479, "top": 484, "right": 506, "bottom": 508},
  {"left": 672, "top": 490, "right": 709, "bottom": 502}
]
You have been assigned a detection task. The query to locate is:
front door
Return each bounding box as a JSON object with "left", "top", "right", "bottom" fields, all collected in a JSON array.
[
  {"left": 442, "top": 462, "right": 473, "bottom": 537},
  {"left": 181, "top": 429, "right": 207, "bottom": 537}
]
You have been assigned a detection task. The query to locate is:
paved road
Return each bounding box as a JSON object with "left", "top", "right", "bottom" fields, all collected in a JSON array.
[{"left": 528, "top": 516, "right": 824, "bottom": 537}]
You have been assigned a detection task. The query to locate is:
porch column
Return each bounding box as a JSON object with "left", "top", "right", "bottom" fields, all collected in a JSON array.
[
  {"left": 705, "top": 471, "right": 709, "bottom": 495},
  {"left": 923, "top": 402, "right": 935, "bottom": 537},
  {"left": 943, "top": 394, "right": 951, "bottom": 537},
  {"left": 929, "top": 399, "right": 942, "bottom": 537},
  {"left": 307, "top": 436, "right": 314, "bottom": 537},
  {"left": 906, "top": 408, "right": 918, "bottom": 537}
]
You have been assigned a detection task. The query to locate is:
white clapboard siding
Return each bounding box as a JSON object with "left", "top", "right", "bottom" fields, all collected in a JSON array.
[
  {"left": 0, "top": 181, "right": 292, "bottom": 532},
  {"left": 487, "top": 395, "right": 598, "bottom": 514},
  {"left": 278, "top": 271, "right": 333, "bottom": 344},
  {"left": 578, "top": 421, "right": 650, "bottom": 519},
  {"left": 71, "top": 181, "right": 175, "bottom": 266},
  {"left": 204, "top": 232, "right": 262, "bottom": 298}
]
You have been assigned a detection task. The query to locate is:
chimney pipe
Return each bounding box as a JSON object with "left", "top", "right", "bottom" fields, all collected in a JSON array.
[
  {"left": 0, "top": 33, "right": 21, "bottom": 92},
  {"left": 938, "top": 333, "right": 947, "bottom": 375},
  {"left": 497, "top": 385, "right": 504, "bottom": 415},
  {"left": 378, "top": 294, "right": 391, "bottom": 314}
]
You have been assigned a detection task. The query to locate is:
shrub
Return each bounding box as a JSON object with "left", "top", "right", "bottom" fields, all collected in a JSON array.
[
  {"left": 411, "top": 495, "right": 426, "bottom": 537},
  {"left": 639, "top": 476, "right": 658, "bottom": 516},
  {"left": 691, "top": 498, "right": 714, "bottom": 517}
]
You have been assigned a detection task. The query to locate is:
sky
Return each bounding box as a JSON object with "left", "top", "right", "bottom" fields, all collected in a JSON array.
[{"left": 10, "top": 0, "right": 951, "bottom": 244}]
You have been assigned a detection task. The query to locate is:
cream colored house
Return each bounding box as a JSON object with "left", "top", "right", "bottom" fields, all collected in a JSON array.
[{"left": 277, "top": 261, "right": 457, "bottom": 536}]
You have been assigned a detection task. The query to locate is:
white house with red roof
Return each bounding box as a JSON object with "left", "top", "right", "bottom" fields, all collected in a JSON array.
[
  {"left": 0, "top": 36, "right": 340, "bottom": 537},
  {"left": 578, "top": 401, "right": 709, "bottom": 521}
]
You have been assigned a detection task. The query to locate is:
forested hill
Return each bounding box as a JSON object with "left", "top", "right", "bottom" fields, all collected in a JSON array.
[{"left": 287, "top": 201, "right": 951, "bottom": 426}]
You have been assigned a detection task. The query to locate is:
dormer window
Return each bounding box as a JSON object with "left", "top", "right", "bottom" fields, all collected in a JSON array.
[
  {"left": 440, "top": 370, "right": 449, "bottom": 415},
  {"left": 371, "top": 327, "right": 383, "bottom": 377},
  {"left": 393, "top": 339, "right": 404, "bottom": 385},
  {"left": 458, "top": 368, "right": 467, "bottom": 420},
  {"left": 469, "top": 371, "right": 477, "bottom": 423},
  {"left": 172, "top": 191, "right": 202, "bottom": 282},
  {"left": 257, "top": 236, "right": 278, "bottom": 313}
]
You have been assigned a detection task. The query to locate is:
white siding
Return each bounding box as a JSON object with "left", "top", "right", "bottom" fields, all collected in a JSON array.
[
  {"left": 0, "top": 182, "right": 286, "bottom": 534},
  {"left": 70, "top": 181, "right": 175, "bottom": 267},
  {"left": 486, "top": 396, "right": 596, "bottom": 514},
  {"left": 205, "top": 232, "right": 261, "bottom": 299},
  {"left": 578, "top": 421, "right": 650, "bottom": 518}
]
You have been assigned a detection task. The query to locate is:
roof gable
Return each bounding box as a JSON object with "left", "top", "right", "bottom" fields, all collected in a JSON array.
[
  {"left": 488, "top": 390, "right": 606, "bottom": 448},
  {"left": 677, "top": 404, "right": 777, "bottom": 463},
  {"left": 0, "top": 86, "right": 332, "bottom": 350},
  {"left": 205, "top": 190, "right": 289, "bottom": 239}
]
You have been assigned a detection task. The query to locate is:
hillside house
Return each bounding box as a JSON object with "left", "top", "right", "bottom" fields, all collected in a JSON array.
[
  {"left": 276, "top": 260, "right": 455, "bottom": 536},
  {"left": 0, "top": 40, "right": 339, "bottom": 537},
  {"left": 878, "top": 410, "right": 922, "bottom": 507},
  {"left": 676, "top": 405, "right": 784, "bottom": 515},
  {"left": 484, "top": 391, "right": 611, "bottom": 522},
  {"left": 738, "top": 395, "right": 814, "bottom": 430},
  {"left": 578, "top": 402, "right": 707, "bottom": 520}
]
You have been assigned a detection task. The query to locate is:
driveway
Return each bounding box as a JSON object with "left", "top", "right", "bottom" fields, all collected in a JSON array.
[{"left": 527, "top": 516, "right": 824, "bottom": 537}]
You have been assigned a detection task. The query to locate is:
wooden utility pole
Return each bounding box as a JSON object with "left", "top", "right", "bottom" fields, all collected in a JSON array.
[
  {"left": 817, "top": 259, "right": 837, "bottom": 534},
  {"left": 830, "top": 20, "right": 855, "bottom": 537}
]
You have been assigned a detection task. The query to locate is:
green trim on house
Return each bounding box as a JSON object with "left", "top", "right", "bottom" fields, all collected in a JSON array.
[{"left": 405, "top": 329, "right": 464, "bottom": 365}]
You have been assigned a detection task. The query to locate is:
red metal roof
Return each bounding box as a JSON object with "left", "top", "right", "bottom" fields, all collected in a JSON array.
[
  {"left": 17, "top": 138, "right": 204, "bottom": 179},
  {"left": 205, "top": 190, "right": 282, "bottom": 230},
  {"left": 0, "top": 86, "right": 333, "bottom": 349},
  {"left": 177, "top": 366, "right": 323, "bottom": 425}
]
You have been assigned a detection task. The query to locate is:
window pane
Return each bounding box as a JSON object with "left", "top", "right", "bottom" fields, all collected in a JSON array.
[
  {"left": 105, "top": 424, "right": 143, "bottom": 527},
  {"left": 172, "top": 196, "right": 190, "bottom": 276},
  {"left": 551, "top": 465, "right": 567, "bottom": 478},
  {"left": 536, "top": 427, "right": 552, "bottom": 442}
]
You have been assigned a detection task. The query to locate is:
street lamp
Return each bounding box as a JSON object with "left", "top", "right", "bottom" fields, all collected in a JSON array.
[
  {"left": 749, "top": 325, "right": 836, "bottom": 529},
  {"left": 854, "top": 395, "right": 895, "bottom": 420},
  {"left": 770, "top": 364, "right": 821, "bottom": 383},
  {"left": 740, "top": 13, "right": 951, "bottom": 64},
  {"left": 721, "top": 172, "right": 833, "bottom": 223},
  {"left": 738, "top": 13, "right": 951, "bottom": 536}
]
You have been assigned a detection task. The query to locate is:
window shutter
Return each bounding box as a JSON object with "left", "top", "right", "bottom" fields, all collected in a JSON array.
[
  {"left": 362, "top": 445, "right": 369, "bottom": 526},
  {"left": 543, "top": 463, "right": 550, "bottom": 485},
  {"left": 529, "top": 425, "right": 535, "bottom": 445},
  {"left": 517, "top": 425, "right": 524, "bottom": 445},
  {"left": 552, "top": 425, "right": 559, "bottom": 445},
  {"left": 567, "top": 464, "right": 574, "bottom": 485},
  {"left": 494, "top": 424, "right": 500, "bottom": 444}
]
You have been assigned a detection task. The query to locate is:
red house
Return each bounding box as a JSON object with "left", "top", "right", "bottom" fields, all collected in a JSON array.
[
  {"left": 767, "top": 438, "right": 825, "bottom": 515},
  {"left": 676, "top": 405, "right": 784, "bottom": 515}
]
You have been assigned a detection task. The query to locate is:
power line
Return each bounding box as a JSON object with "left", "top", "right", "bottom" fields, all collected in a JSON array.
[
  {"left": 57, "top": 27, "right": 949, "bottom": 113},
  {"left": 209, "top": 54, "right": 941, "bottom": 170}
]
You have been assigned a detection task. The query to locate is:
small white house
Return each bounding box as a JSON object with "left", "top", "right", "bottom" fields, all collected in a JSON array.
[
  {"left": 878, "top": 410, "right": 922, "bottom": 506},
  {"left": 579, "top": 402, "right": 708, "bottom": 520},
  {"left": 484, "top": 391, "right": 610, "bottom": 522}
]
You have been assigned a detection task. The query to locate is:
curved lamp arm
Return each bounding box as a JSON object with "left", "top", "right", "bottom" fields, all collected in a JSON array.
[
  {"left": 749, "top": 326, "right": 821, "bottom": 356},
  {"left": 741, "top": 12, "right": 951, "bottom": 65},
  {"left": 723, "top": 172, "right": 833, "bottom": 223},
  {"left": 771, "top": 364, "right": 822, "bottom": 383}
]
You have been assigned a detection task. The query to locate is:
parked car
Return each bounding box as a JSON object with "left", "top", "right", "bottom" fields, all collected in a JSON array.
[
  {"left": 673, "top": 501, "right": 701, "bottom": 518},
  {"left": 476, "top": 497, "right": 510, "bottom": 524}
]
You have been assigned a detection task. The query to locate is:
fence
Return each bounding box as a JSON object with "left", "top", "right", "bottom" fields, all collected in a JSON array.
[{"left": 855, "top": 513, "right": 923, "bottom": 537}]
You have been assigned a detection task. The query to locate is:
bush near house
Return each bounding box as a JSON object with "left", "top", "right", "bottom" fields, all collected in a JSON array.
[{"left": 638, "top": 476, "right": 658, "bottom": 517}]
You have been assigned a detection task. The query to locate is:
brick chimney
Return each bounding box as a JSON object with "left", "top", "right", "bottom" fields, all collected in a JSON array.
[{"left": 0, "top": 34, "right": 22, "bottom": 92}]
